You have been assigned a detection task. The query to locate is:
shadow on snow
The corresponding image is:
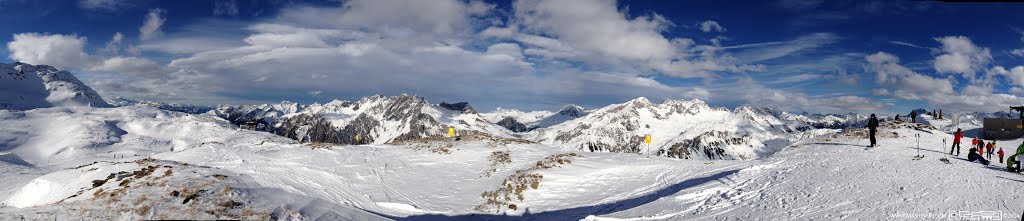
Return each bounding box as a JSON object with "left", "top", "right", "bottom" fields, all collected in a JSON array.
[{"left": 373, "top": 169, "right": 742, "bottom": 221}]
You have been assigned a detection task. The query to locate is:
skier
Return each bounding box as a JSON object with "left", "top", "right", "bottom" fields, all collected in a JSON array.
[
  {"left": 910, "top": 111, "right": 918, "bottom": 123},
  {"left": 986, "top": 141, "right": 995, "bottom": 159},
  {"left": 998, "top": 147, "right": 1005, "bottom": 163},
  {"left": 950, "top": 128, "right": 963, "bottom": 156},
  {"left": 894, "top": 114, "right": 901, "bottom": 122},
  {"left": 978, "top": 140, "right": 986, "bottom": 159},
  {"left": 968, "top": 146, "right": 991, "bottom": 165},
  {"left": 867, "top": 114, "right": 879, "bottom": 147}
]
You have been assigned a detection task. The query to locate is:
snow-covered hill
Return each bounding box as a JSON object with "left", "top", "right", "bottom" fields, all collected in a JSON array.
[
  {"left": 0, "top": 62, "right": 110, "bottom": 110},
  {"left": 530, "top": 97, "right": 819, "bottom": 160},
  {"left": 213, "top": 94, "right": 513, "bottom": 144},
  {"left": 3, "top": 104, "right": 1021, "bottom": 220},
  {"left": 481, "top": 104, "right": 588, "bottom": 132}
]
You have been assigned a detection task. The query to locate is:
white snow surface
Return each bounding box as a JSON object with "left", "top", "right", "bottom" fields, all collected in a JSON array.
[{"left": 2, "top": 105, "right": 1022, "bottom": 220}]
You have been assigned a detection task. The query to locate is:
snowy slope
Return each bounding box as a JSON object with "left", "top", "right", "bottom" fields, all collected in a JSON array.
[
  {"left": 531, "top": 97, "right": 817, "bottom": 160},
  {"left": 1, "top": 104, "right": 1022, "bottom": 220},
  {"left": 0, "top": 62, "right": 110, "bottom": 110},
  {"left": 480, "top": 108, "right": 553, "bottom": 125},
  {"left": 213, "top": 94, "right": 513, "bottom": 144}
]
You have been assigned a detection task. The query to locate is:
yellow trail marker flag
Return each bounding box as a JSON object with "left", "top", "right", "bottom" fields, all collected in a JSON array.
[
  {"left": 645, "top": 135, "right": 651, "bottom": 144},
  {"left": 448, "top": 127, "right": 455, "bottom": 137},
  {"left": 355, "top": 134, "right": 361, "bottom": 142}
]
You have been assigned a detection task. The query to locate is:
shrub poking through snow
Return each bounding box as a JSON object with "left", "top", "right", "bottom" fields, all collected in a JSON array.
[
  {"left": 483, "top": 151, "right": 512, "bottom": 177},
  {"left": 474, "top": 153, "right": 580, "bottom": 213}
]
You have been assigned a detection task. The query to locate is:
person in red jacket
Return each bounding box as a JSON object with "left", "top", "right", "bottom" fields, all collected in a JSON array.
[
  {"left": 950, "top": 128, "right": 963, "bottom": 156},
  {"left": 978, "top": 140, "right": 986, "bottom": 159},
  {"left": 998, "top": 148, "right": 1005, "bottom": 163},
  {"left": 986, "top": 141, "right": 995, "bottom": 159}
]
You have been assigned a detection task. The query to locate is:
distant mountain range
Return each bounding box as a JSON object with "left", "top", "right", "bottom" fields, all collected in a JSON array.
[{"left": 8, "top": 63, "right": 1021, "bottom": 160}]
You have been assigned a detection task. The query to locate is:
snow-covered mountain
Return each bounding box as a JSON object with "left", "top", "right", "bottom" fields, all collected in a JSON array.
[
  {"left": 0, "top": 62, "right": 110, "bottom": 110},
  {"left": 780, "top": 112, "right": 870, "bottom": 129},
  {"left": 481, "top": 104, "right": 588, "bottom": 132},
  {"left": 109, "top": 97, "right": 214, "bottom": 114},
  {"left": 530, "top": 97, "right": 815, "bottom": 160},
  {"left": 212, "top": 94, "right": 512, "bottom": 144}
]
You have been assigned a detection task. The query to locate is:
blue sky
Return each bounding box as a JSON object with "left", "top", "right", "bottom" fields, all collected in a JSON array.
[{"left": 2, "top": 0, "right": 1024, "bottom": 114}]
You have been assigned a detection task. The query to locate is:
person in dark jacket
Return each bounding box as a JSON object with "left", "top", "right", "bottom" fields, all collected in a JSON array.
[
  {"left": 867, "top": 114, "right": 879, "bottom": 147},
  {"left": 968, "top": 147, "right": 991, "bottom": 165},
  {"left": 910, "top": 111, "right": 917, "bottom": 123}
]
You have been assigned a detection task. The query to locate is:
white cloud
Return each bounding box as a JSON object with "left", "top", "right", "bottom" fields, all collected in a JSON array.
[
  {"left": 514, "top": 0, "right": 674, "bottom": 62},
  {"left": 699, "top": 20, "right": 725, "bottom": 33},
  {"left": 78, "top": 0, "right": 131, "bottom": 11},
  {"left": 991, "top": 66, "right": 1024, "bottom": 86},
  {"left": 872, "top": 88, "right": 889, "bottom": 96},
  {"left": 140, "top": 8, "right": 167, "bottom": 41},
  {"left": 100, "top": 32, "right": 124, "bottom": 55},
  {"left": 7, "top": 33, "right": 92, "bottom": 69},
  {"left": 88, "top": 56, "right": 170, "bottom": 78},
  {"left": 866, "top": 51, "right": 954, "bottom": 100},
  {"left": 724, "top": 33, "right": 839, "bottom": 63},
  {"left": 485, "top": 43, "right": 524, "bottom": 60},
  {"left": 867, "top": 51, "right": 1024, "bottom": 112},
  {"left": 769, "top": 73, "right": 821, "bottom": 84},
  {"left": 932, "top": 36, "right": 991, "bottom": 79},
  {"left": 1011, "top": 49, "right": 1024, "bottom": 57},
  {"left": 7, "top": 33, "right": 170, "bottom": 79}
]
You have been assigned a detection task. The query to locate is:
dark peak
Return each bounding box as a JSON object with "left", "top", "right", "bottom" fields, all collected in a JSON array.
[
  {"left": 439, "top": 101, "right": 477, "bottom": 114},
  {"left": 558, "top": 104, "right": 585, "bottom": 117}
]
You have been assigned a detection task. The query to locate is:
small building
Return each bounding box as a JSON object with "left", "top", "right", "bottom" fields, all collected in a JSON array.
[
  {"left": 240, "top": 121, "right": 260, "bottom": 130},
  {"left": 982, "top": 118, "right": 1024, "bottom": 140}
]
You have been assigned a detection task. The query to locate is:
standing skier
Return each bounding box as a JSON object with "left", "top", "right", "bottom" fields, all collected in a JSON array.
[
  {"left": 986, "top": 141, "right": 995, "bottom": 159},
  {"left": 867, "top": 114, "right": 879, "bottom": 147},
  {"left": 978, "top": 140, "right": 986, "bottom": 159},
  {"left": 998, "top": 147, "right": 1004, "bottom": 163},
  {"left": 951, "top": 128, "right": 963, "bottom": 156},
  {"left": 910, "top": 111, "right": 918, "bottom": 123}
]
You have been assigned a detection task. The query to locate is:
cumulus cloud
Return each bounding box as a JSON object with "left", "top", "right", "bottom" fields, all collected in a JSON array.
[
  {"left": 867, "top": 51, "right": 1024, "bottom": 112},
  {"left": 699, "top": 20, "right": 725, "bottom": 33},
  {"left": 991, "top": 66, "right": 1024, "bottom": 87},
  {"left": 7, "top": 33, "right": 170, "bottom": 79},
  {"left": 7, "top": 33, "right": 92, "bottom": 69},
  {"left": 932, "top": 36, "right": 991, "bottom": 79},
  {"left": 866, "top": 51, "right": 954, "bottom": 100},
  {"left": 140, "top": 8, "right": 166, "bottom": 41}
]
